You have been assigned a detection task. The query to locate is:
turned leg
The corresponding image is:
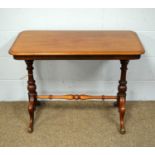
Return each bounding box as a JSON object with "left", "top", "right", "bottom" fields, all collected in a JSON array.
[
  {"left": 117, "top": 60, "right": 129, "bottom": 134},
  {"left": 25, "top": 60, "right": 37, "bottom": 133}
]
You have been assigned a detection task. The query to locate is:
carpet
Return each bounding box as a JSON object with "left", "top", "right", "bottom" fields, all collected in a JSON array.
[{"left": 0, "top": 101, "right": 155, "bottom": 147}]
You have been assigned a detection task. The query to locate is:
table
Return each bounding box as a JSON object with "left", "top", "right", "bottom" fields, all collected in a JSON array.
[{"left": 9, "top": 31, "right": 144, "bottom": 134}]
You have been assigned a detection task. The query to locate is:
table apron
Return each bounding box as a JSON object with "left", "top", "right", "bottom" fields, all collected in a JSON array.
[{"left": 13, "top": 55, "right": 141, "bottom": 60}]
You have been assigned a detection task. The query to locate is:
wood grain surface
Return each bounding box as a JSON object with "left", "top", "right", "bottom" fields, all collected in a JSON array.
[{"left": 9, "top": 31, "right": 144, "bottom": 56}]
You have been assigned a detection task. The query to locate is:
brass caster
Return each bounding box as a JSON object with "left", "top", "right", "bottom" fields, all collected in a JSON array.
[
  {"left": 28, "top": 127, "right": 33, "bottom": 133},
  {"left": 120, "top": 128, "right": 126, "bottom": 134}
]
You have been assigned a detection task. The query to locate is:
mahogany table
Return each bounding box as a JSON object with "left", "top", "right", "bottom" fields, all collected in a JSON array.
[{"left": 9, "top": 30, "right": 144, "bottom": 134}]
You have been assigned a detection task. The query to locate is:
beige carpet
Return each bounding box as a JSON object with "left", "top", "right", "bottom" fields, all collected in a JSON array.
[{"left": 0, "top": 101, "right": 155, "bottom": 147}]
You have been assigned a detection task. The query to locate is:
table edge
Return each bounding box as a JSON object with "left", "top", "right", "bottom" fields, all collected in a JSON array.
[{"left": 12, "top": 54, "right": 141, "bottom": 60}]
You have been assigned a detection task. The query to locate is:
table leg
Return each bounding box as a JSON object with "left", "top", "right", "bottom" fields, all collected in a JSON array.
[
  {"left": 117, "top": 60, "right": 129, "bottom": 134},
  {"left": 25, "top": 60, "right": 37, "bottom": 133}
]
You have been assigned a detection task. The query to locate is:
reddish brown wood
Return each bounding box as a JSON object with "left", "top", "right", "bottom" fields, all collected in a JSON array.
[
  {"left": 9, "top": 31, "right": 145, "bottom": 134},
  {"left": 9, "top": 31, "right": 144, "bottom": 56},
  {"left": 25, "top": 60, "right": 37, "bottom": 133},
  {"left": 13, "top": 55, "right": 141, "bottom": 60},
  {"left": 37, "top": 94, "right": 117, "bottom": 100},
  {"left": 117, "top": 60, "right": 129, "bottom": 134}
]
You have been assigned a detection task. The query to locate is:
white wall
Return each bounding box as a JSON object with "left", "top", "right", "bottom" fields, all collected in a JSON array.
[{"left": 0, "top": 8, "right": 155, "bottom": 101}]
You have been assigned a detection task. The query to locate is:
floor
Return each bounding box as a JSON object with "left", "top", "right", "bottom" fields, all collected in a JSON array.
[{"left": 0, "top": 101, "right": 155, "bottom": 147}]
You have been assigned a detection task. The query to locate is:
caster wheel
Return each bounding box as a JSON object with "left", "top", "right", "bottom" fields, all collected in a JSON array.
[
  {"left": 120, "top": 128, "right": 126, "bottom": 134},
  {"left": 28, "top": 127, "right": 33, "bottom": 133}
]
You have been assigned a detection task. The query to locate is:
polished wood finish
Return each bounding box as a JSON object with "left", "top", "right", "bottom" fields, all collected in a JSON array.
[
  {"left": 25, "top": 60, "right": 37, "bottom": 133},
  {"left": 117, "top": 60, "right": 129, "bottom": 134},
  {"left": 9, "top": 30, "right": 144, "bottom": 134},
  {"left": 37, "top": 94, "right": 117, "bottom": 100},
  {"left": 10, "top": 31, "right": 144, "bottom": 57},
  {"left": 13, "top": 55, "right": 140, "bottom": 60}
]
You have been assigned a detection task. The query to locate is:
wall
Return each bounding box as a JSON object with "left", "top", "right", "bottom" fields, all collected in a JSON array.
[{"left": 0, "top": 8, "right": 154, "bottom": 101}]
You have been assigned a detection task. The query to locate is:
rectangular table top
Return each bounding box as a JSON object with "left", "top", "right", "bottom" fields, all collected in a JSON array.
[{"left": 9, "top": 30, "right": 144, "bottom": 60}]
